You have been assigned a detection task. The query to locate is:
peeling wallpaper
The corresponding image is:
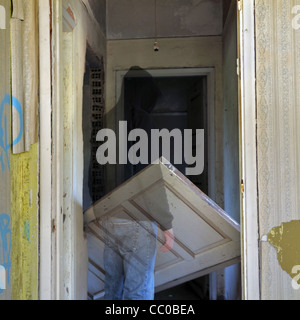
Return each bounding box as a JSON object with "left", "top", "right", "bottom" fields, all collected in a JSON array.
[{"left": 268, "top": 221, "right": 300, "bottom": 286}]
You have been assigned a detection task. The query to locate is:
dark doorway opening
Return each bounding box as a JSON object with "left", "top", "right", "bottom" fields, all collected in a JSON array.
[{"left": 123, "top": 75, "right": 209, "bottom": 196}]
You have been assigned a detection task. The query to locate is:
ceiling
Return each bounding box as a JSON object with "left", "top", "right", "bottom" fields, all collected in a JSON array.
[{"left": 88, "top": 0, "right": 225, "bottom": 40}]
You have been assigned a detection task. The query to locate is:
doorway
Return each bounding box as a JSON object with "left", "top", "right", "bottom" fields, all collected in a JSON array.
[
  {"left": 39, "top": 0, "right": 254, "bottom": 301},
  {"left": 84, "top": 1, "right": 242, "bottom": 300},
  {"left": 115, "top": 68, "right": 216, "bottom": 202},
  {"left": 115, "top": 68, "right": 217, "bottom": 300},
  {"left": 123, "top": 75, "right": 208, "bottom": 195}
]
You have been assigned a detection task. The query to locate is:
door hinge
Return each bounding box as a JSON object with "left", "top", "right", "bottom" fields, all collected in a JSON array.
[
  {"left": 237, "top": 58, "right": 240, "bottom": 76},
  {"left": 238, "top": 0, "right": 243, "bottom": 11},
  {"left": 241, "top": 179, "right": 245, "bottom": 194}
]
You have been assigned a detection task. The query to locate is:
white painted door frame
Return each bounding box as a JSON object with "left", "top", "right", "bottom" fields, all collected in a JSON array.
[
  {"left": 39, "top": 0, "right": 64, "bottom": 300},
  {"left": 238, "top": 0, "right": 260, "bottom": 300},
  {"left": 39, "top": 0, "right": 87, "bottom": 300},
  {"left": 38, "top": 0, "right": 259, "bottom": 300},
  {"left": 39, "top": 0, "right": 53, "bottom": 300}
]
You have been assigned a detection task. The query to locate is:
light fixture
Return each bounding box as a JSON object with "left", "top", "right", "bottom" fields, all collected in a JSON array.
[{"left": 154, "top": 0, "right": 159, "bottom": 52}]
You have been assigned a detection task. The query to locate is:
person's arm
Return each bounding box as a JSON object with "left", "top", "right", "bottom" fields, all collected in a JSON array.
[{"left": 160, "top": 228, "right": 174, "bottom": 252}]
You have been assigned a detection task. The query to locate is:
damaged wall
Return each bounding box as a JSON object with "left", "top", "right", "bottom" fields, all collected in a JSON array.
[
  {"left": 0, "top": 0, "right": 39, "bottom": 300},
  {"left": 255, "top": 0, "right": 300, "bottom": 299},
  {"left": 10, "top": 0, "right": 39, "bottom": 300},
  {"left": 0, "top": 0, "right": 11, "bottom": 300},
  {"left": 11, "top": 143, "right": 38, "bottom": 300}
]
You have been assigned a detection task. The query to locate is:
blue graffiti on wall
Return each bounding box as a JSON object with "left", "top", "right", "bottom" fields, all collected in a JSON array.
[
  {"left": 0, "top": 214, "right": 11, "bottom": 295},
  {"left": 0, "top": 94, "right": 23, "bottom": 175}
]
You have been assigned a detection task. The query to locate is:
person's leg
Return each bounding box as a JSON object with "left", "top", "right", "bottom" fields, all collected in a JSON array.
[
  {"left": 103, "top": 244, "right": 124, "bottom": 300},
  {"left": 102, "top": 218, "right": 126, "bottom": 300},
  {"left": 122, "top": 221, "right": 157, "bottom": 300}
]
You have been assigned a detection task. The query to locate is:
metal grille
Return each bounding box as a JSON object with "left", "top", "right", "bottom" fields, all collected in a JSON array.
[{"left": 90, "top": 67, "right": 105, "bottom": 202}]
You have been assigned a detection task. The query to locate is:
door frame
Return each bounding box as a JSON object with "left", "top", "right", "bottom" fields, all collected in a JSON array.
[
  {"left": 39, "top": 0, "right": 77, "bottom": 300},
  {"left": 38, "top": 0, "right": 259, "bottom": 300},
  {"left": 39, "top": 0, "right": 53, "bottom": 300},
  {"left": 238, "top": 0, "right": 260, "bottom": 300},
  {"left": 115, "top": 67, "right": 216, "bottom": 201}
]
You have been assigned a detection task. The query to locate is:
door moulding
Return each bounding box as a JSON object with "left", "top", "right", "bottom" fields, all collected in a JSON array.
[
  {"left": 38, "top": 0, "right": 53, "bottom": 300},
  {"left": 238, "top": 0, "right": 260, "bottom": 300}
]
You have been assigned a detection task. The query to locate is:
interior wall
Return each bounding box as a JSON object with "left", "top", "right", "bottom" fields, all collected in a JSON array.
[
  {"left": 106, "top": 0, "right": 223, "bottom": 40},
  {"left": 105, "top": 36, "right": 224, "bottom": 206},
  {"left": 255, "top": 0, "right": 300, "bottom": 300},
  {"left": 223, "top": 3, "right": 239, "bottom": 224},
  {"left": 87, "top": 0, "right": 106, "bottom": 36}
]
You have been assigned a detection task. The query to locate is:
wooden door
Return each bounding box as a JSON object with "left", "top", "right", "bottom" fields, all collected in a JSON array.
[{"left": 84, "top": 158, "right": 240, "bottom": 300}]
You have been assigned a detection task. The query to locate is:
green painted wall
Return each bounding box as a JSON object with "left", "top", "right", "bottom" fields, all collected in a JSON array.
[{"left": 11, "top": 143, "right": 39, "bottom": 300}]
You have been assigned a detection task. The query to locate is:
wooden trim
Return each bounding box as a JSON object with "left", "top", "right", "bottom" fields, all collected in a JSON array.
[
  {"left": 238, "top": 0, "right": 260, "bottom": 300},
  {"left": 38, "top": 0, "right": 52, "bottom": 300}
]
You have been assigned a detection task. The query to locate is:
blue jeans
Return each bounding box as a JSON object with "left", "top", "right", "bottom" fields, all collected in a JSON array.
[{"left": 102, "top": 218, "right": 158, "bottom": 300}]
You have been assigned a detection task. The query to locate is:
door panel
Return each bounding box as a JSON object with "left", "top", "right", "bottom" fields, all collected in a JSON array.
[{"left": 84, "top": 158, "right": 240, "bottom": 300}]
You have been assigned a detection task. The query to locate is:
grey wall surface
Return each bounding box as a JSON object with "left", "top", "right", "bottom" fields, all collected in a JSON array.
[
  {"left": 88, "top": 0, "right": 106, "bottom": 35},
  {"left": 106, "top": 0, "right": 223, "bottom": 40}
]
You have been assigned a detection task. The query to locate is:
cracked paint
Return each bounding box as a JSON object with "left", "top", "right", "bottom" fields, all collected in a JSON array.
[
  {"left": 11, "top": 143, "right": 38, "bottom": 299},
  {"left": 268, "top": 220, "right": 300, "bottom": 283}
]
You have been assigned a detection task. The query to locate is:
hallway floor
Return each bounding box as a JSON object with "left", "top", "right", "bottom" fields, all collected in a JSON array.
[{"left": 155, "top": 277, "right": 209, "bottom": 300}]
